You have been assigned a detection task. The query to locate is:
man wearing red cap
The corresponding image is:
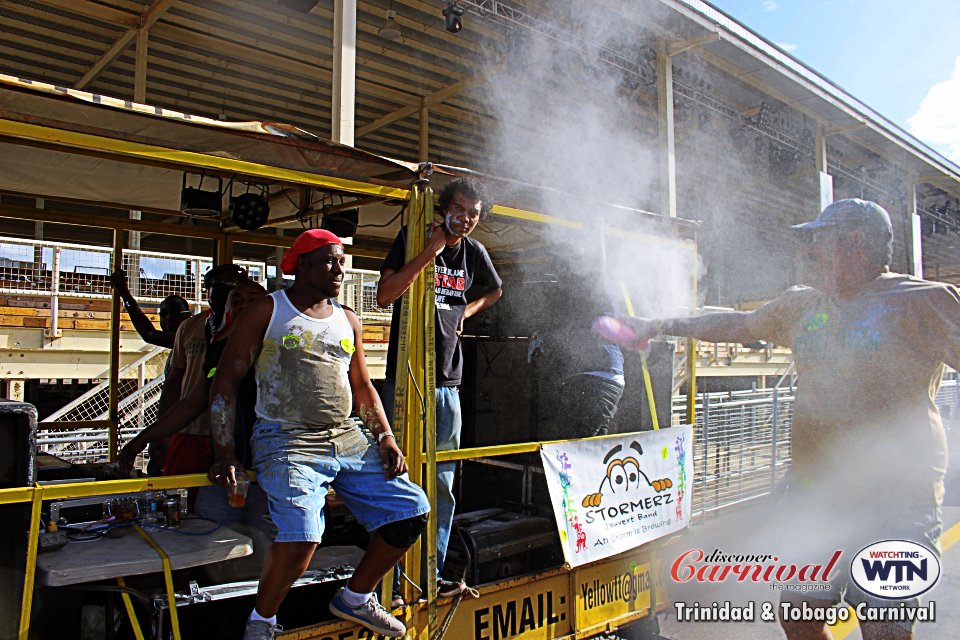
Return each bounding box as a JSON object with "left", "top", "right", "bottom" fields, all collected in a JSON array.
[
  {"left": 209, "top": 229, "right": 430, "bottom": 640},
  {"left": 378, "top": 177, "right": 503, "bottom": 597}
]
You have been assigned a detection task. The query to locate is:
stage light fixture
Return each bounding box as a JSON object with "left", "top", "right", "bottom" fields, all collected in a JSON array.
[
  {"left": 442, "top": 2, "right": 464, "bottom": 33},
  {"left": 379, "top": 1, "right": 402, "bottom": 41},
  {"left": 321, "top": 208, "right": 359, "bottom": 238},
  {"left": 230, "top": 188, "right": 270, "bottom": 231},
  {"left": 180, "top": 173, "right": 223, "bottom": 217}
]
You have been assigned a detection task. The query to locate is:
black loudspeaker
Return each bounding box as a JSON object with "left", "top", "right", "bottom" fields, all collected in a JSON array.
[
  {"left": 0, "top": 401, "right": 38, "bottom": 640},
  {"left": 321, "top": 208, "right": 359, "bottom": 238},
  {"left": 460, "top": 337, "right": 534, "bottom": 448}
]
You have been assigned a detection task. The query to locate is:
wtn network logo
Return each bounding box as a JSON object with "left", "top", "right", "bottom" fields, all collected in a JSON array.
[{"left": 851, "top": 540, "right": 941, "bottom": 600}]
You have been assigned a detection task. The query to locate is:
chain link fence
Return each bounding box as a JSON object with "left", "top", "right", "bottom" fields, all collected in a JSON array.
[
  {"left": 0, "top": 236, "right": 266, "bottom": 307},
  {"left": 675, "top": 375, "right": 960, "bottom": 521}
]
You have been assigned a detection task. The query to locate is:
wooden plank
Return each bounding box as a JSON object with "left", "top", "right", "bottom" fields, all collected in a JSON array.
[
  {"left": 361, "top": 324, "right": 390, "bottom": 343},
  {"left": 22, "top": 316, "right": 48, "bottom": 328},
  {"left": 75, "top": 319, "right": 110, "bottom": 330},
  {"left": 0, "top": 306, "right": 37, "bottom": 317}
]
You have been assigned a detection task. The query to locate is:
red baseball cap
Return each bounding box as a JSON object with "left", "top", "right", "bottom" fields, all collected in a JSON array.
[{"left": 280, "top": 229, "right": 343, "bottom": 275}]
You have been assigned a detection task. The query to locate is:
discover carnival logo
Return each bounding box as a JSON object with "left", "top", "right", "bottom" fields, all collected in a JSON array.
[
  {"left": 671, "top": 548, "right": 842, "bottom": 584},
  {"left": 670, "top": 542, "right": 940, "bottom": 626},
  {"left": 850, "top": 540, "right": 941, "bottom": 599}
]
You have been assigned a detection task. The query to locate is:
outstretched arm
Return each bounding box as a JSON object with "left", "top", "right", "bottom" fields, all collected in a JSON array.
[
  {"left": 376, "top": 223, "right": 448, "bottom": 307},
  {"left": 624, "top": 311, "right": 761, "bottom": 347},
  {"left": 208, "top": 297, "right": 271, "bottom": 487},
  {"left": 345, "top": 309, "right": 405, "bottom": 478},
  {"left": 111, "top": 269, "right": 176, "bottom": 349},
  {"left": 117, "top": 384, "right": 209, "bottom": 476}
]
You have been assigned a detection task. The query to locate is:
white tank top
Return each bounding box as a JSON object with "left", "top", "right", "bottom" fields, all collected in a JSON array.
[{"left": 254, "top": 291, "right": 356, "bottom": 429}]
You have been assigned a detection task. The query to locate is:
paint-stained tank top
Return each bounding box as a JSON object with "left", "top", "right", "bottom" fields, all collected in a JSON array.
[{"left": 254, "top": 291, "right": 356, "bottom": 429}]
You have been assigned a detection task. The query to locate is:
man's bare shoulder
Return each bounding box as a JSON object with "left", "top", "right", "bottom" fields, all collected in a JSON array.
[
  {"left": 232, "top": 294, "right": 274, "bottom": 335},
  {"left": 247, "top": 294, "right": 275, "bottom": 320},
  {"left": 340, "top": 304, "right": 362, "bottom": 329}
]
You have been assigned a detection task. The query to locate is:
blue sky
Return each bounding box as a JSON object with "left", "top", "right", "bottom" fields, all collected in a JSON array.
[{"left": 708, "top": 0, "right": 960, "bottom": 164}]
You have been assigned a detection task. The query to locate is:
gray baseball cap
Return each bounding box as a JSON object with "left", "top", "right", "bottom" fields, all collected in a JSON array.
[{"left": 791, "top": 198, "right": 892, "bottom": 234}]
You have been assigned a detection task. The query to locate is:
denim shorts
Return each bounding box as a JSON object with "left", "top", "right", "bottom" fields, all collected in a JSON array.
[{"left": 251, "top": 421, "right": 430, "bottom": 543}]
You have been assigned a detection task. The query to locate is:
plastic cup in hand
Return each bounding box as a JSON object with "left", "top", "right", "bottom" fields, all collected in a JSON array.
[{"left": 229, "top": 473, "right": 250, "bottom": 508}]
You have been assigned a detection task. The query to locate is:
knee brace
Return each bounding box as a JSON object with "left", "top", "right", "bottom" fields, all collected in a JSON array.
[{"left": 378, "top": 514, "right": 428, "bottom": 548}]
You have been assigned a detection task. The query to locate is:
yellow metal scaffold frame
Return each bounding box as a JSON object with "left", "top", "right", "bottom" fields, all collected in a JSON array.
[{"left": 0, "top": 114, "right": 699, "bottom": 640}]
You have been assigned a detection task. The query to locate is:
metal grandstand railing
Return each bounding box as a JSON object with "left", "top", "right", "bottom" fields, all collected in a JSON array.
[
  {"left": 0, "top": 236, "right": 266, "bottom": 308},
  {"left": 38, "top": 347, "right": 168, "bottom": 462},
  {"left": 674, "top": 385, "right": 795, "bottom": 520},
  {"left": 340, "top": 269, "right": 392, "bottom": 321},
  {"left": 38, "top": 376, "right": 166, "bottom": 463},
  {"left": 676, "top": 375, "right": 960, "bottom": 520}
]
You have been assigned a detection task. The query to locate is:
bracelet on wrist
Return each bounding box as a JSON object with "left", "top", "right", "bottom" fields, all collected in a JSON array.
[{"left": 377, "top": 431, "right": 395, "bottom": 444}]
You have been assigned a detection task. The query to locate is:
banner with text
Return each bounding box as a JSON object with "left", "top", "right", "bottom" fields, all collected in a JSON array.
[{"left": 540, "top": 425, "right": 693, "bottom": 567}]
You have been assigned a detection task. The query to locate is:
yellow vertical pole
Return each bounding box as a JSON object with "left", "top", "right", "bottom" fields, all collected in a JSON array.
[
  {"left": 18, "top": 486, "right": 42, "bottom": 640},
  {"left": 686, "top": 238, "right": 698, "bottom": 424},
  {"left": 394, "top": 182, "right": 437, "bottom": 612},
  {"left": 108, "top": 230, "right": 124, "bottom": 461},
  {"left": 421, "top": 186, "right": 438, "bottom": 634},
  {"left": 216, "top": 232, "right": 233, "bottom": 266}
]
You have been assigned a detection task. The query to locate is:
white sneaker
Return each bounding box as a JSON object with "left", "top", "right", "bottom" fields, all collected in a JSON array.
[{"left": 329, "top": 588, "right": 406, "bottom": 638}]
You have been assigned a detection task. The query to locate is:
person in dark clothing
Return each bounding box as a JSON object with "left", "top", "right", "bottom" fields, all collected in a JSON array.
[
  {"left": 111, "top": 269, "right": 193, "bottom": 473},
  {"left": 117, "top": 279, "right": 267, "bottom": 476},
  {"left": 377, "top": 177, "right": 503, "bottom": 597},
  {"left": 532, "top": 259, "right": 624, "bottom": 441},
  {"left": 110, "top": 269, "right": 191, "bottom": 349}
]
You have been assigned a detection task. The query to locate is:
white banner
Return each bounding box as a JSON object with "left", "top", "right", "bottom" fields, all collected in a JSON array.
[{"left": 540, "top": 425, "right": 693, "bottom": 567}]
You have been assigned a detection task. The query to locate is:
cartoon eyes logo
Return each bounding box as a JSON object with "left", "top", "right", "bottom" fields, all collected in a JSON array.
[
  {"left": 282, "top": 334, "right": 301, "bottom": 350},
  {"left": 582, "top": 441, "right": 672, "bottom": 508}
]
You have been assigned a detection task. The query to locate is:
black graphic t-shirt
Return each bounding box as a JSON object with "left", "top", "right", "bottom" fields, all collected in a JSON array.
[{"left": 382, "top": 229, "right": 502, "bottom": 386}]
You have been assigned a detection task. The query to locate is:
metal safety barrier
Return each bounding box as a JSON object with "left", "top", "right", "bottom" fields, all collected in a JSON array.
[
  {"left": 675, "top": 375, "right": 960, "bottom": 520},
  {"left": 0, "top": 236, "right": 266, "bottom": 307}
]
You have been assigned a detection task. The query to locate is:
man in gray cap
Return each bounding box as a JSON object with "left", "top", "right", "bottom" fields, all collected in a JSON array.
[{"left": 613, "top": 199, "right": 960, "bottom": 640}]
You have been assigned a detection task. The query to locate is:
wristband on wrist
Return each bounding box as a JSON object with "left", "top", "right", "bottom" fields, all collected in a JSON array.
[{"left": 377, "top": 431, "right": 395, "bottom": 444}]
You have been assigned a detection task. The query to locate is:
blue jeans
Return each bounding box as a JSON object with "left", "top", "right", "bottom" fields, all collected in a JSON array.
[
  {"left": 251, "top": 421, "right": 430, "bottom": 543},
  {"left": 435, "top": 386, "right": 461, "bottom": 576},
  {"left": 382, "top": 380, "right": 461, "bottom": 578}
]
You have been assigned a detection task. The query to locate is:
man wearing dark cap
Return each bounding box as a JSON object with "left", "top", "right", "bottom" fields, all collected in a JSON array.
[
  {"left": 209, "top": 229, "right": 430, "bottom": 640},
  {"left": 377, "top": 176, "right": 503, "bottom": 597},
  {"left": 159, "top": 262, "right": 247, "bottom": 478},
  {"left": 612, "top": 199, "right": 960, "bottom": 640}
]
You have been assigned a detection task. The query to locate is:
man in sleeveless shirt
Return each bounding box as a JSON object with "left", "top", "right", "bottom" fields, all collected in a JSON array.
[
  {"left": 614, "top": 199, "right": 960, "bottom": 640},
  {"left": 378, "top": 177, "right": 503, "bottom": 596},
  {"left": 209, "top": 229, "right": 430, "bottom": 640}
]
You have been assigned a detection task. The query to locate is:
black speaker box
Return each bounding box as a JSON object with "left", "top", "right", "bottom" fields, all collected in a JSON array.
[{"left": 0, "top": 401, "right": 37, "bottom": 640}]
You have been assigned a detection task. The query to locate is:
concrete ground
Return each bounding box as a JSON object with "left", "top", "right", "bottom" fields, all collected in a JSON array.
[{"left": 656, "top": 500, "right": 960, "bottom": 640}]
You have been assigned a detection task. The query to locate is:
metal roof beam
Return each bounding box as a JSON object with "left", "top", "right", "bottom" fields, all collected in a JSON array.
[
  {"left": 73, "top": 0, "right": 177, "bottom": 91},
  {"left": 356, "top": 71, "right": 494, "bottom": 138},
  {"left": 34, "top": 0, "right": 141, "bottom": 28},
  {"left": 668, "top": 31, "right": 721, "bottom": 57}
]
